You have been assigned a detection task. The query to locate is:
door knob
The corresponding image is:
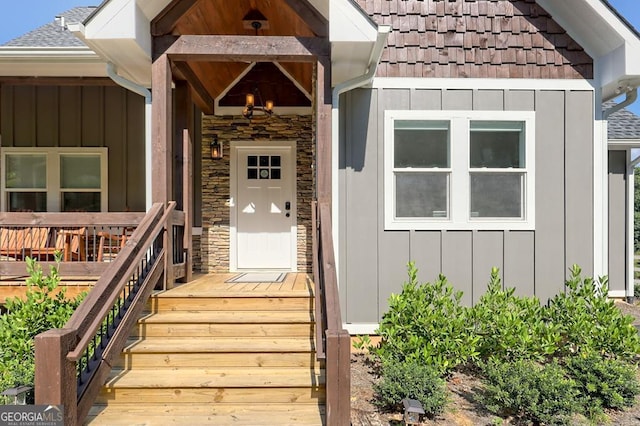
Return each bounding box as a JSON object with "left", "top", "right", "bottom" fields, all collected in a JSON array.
[{"left": 285, "top": 201, "right": 291, "bottom": 210}]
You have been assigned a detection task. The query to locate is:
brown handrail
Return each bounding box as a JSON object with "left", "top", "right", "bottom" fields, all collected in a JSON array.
[
  {"left": 312, "top": 201, "right": 350, "bottom": 426},
  {"left": 34, "top": 202, "right": 176, "bottom": 426}
]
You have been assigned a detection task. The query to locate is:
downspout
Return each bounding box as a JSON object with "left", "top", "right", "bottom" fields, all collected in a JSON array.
[
  {"left": 602, "top": 86, "right": 638, "bottom": 302},
  {"left": 106, "top": 62, "right": 153, "bottom": 211},
  {"left": 603, "top": 87, "right": 638, "bottom": 119},
  {"left": 330, "top": 26, "right": 390, "bottom": 300}
]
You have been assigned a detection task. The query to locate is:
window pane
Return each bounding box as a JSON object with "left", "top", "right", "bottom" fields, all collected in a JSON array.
[
  {"left": 7, "top": 192, "right": 46, "bottom": 212},
  {"left": 6, "top": 155, "right": 46, "bottom": 189},
  {"left": 396, "top": 172, "right": 448, "bottom": 218},
  {"left": 62, "top": 192, "right": 101, "bottom": 212},
  {"left": 394, "top": 120, "right": 449, "bottom": 168},
  {"left": 470, "top": 173, "right": 523, "bottom": 218},
  {"left": 61, "top": 155, "right": 101, "bottom": 189},
  {"left": 470, "top": 121, "right": 524, "bottom": 168}
]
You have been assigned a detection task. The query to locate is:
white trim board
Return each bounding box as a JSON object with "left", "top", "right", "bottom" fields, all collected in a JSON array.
[
  {"left": 344, "top": 323, "right": 379, "bottom": 335},
  {"left": 371, "top": 78, "right": 596, "bottom": 91}
]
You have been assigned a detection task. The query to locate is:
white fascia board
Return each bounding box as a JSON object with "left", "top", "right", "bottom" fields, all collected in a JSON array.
[
  {"left": 330, "top": 0, "right": 377, "bottom": 43},
  {"left": 0, "top": 46, "right": 106, "bottom": 77},
  {"left": 329, "top": 0, "right": 378, "bottom": 84},
  {"left": 537, "top": 0, "right": 640, "bottom": 97},
  {"left": 608, "top": 139, "right": 640, "bottom": 148},
  {"left": 371, "top": 78, "right": 596, "bottom": 91},
  {"left": 82, "top": 0, "right": 152, "bottom": 85}
]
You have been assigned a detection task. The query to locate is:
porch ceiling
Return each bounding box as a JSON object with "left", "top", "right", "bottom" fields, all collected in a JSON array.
[{"left": 153, "top": 0, "right": 320, "bottom": 114}]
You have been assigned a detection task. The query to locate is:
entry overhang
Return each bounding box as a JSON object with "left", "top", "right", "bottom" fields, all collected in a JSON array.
[{"left": 77, "top": 0, "right": 382, "bottom": 87}]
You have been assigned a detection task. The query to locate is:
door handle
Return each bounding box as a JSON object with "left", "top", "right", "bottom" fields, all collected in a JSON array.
[{"left": 285, "top": 201, "right": 291, "bottom": 210}]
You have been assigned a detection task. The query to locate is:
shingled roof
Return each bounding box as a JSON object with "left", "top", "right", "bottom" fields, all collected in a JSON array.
[
  {"left": 606, "top": 101, "right": 640, "bottom": 140},
  {"left": 2, "top": 7, "right": 96, "bottom": 48}
]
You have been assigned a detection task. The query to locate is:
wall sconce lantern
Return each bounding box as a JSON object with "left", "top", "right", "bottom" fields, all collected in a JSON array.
[
  {"left": 2, "top": 385, "right": 33, "bottom": 405},
  {"left": 210, "top": 137, "right": 223, "bottom": 159},
  {"left": 402, "top": 398, "right": 425, "bottom": 425}
]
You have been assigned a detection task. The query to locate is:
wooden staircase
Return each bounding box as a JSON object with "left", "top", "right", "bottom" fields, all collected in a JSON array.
[{"left": 85, "top": 274, "right": 325, "bottom": 425}]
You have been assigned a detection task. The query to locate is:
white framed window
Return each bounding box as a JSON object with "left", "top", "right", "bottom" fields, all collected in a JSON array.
[
  {"left": 384, "top": 110, "right": 535, "bottom": 230},
  {"left": 1, "top": 148, "right": 108, "bottom": 212}
]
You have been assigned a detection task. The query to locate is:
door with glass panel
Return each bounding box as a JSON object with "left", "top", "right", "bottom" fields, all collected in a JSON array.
[{"left": 235, "top": 146, "right": 295, "bottom": 270}]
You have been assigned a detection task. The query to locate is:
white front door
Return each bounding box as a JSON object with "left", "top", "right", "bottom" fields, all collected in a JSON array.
[{"left": 234, "top": 145, "right": 296, "bottom": 270}]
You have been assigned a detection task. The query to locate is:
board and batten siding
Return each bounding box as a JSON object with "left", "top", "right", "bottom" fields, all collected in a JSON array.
[
  {"left": 339, "top": 87, "right": 594, "bottom": 324},
  {"left": 0, "top": 84, "right": 145, "bottom": 212},
  {"left": 608, "top": 150, "right": 627, "bottom": 295}
]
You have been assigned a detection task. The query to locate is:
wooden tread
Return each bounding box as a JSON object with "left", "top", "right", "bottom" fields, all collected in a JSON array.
[
  {"left": 148, "top": 296, "right": 313, "bottom": 311},
  {"left": 96, "top": 386, "right": 325, "bottom": 405},
  {"left": 86, "top": 403, "right": 324, "bottom": 425},
  {"left": 104, "top": 367, "right": 325, "bottom": 388},
  {"left": 123, "top": 336, "right": 315, "bottom": 353}
]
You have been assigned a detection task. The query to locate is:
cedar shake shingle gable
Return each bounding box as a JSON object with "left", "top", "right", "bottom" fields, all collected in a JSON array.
[{"left": 356, "top": 0, "right": 594, "bottom": 79}]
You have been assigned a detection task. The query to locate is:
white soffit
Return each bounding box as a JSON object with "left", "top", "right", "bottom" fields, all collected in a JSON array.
[
  {"left": 537, "top": 0, "right": 640, "bottom": 100},
  {"left": 79, "top": 0, "right": 169, "bottom": 86}
]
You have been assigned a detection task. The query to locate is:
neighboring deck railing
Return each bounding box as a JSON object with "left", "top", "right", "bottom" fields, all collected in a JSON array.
[
  {"left": 32, "top": 202, "right": 182, "bottom": 425},
  {"left": 0, "top": 210, "right": 188, "bottom": 282},
  {"left": 312, "top": 201, "right": 350, "bottom": 426}
]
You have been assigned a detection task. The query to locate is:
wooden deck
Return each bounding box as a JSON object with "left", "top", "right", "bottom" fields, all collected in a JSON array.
[
  {"left": 163, "top": 272, "right": 314, "bottom": 296},
  {"left": 0, "top": 272, "right": 312, "bottom": 305}
]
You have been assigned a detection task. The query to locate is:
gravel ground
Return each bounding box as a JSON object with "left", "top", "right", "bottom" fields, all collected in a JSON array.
[{"left": 350, "top": 300, "right": 640, "bottom": 426}]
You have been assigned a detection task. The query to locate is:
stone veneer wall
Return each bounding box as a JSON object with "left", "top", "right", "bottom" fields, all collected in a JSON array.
[{"left": 198, "top": 114, "right": 314, "bottom": 273}]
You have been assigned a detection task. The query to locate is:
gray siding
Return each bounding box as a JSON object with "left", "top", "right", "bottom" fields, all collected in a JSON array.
[
  {"left": 608, "top": 150, "right": 627, "bottom": 294},
  {"left": 0, "top": 84, "right": 145, "bottom": 212},
  {"left": 339, "top": 87, "right": 596, "bottom": 324}
]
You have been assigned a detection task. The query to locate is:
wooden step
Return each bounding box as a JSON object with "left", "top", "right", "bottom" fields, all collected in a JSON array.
[
  {"left": 131, "top": 322, "right": 314, "bottom": 337},
  {"left": 86, "top": 403, "right": 324, "bottom": 425},
  {"left": 115, "top": 351, "right": 318, "bottom": 368},
  {"left": 148, "top": 296, "right": 313, "bottom": 312},
  {"left": 96, "top": 386, "right": 325, "bottom": 405},
  {"left": 122, "top": 336, "right": 315, "bottom": 353},
  {"left": 103, "top": 367, "right": 325, "bottom": 389},
  {"left": 139, "top": 310, "right": 314, "bottom": 324},
  {"left": 131, "top": 310, "right": 314, "bottom": 337}
]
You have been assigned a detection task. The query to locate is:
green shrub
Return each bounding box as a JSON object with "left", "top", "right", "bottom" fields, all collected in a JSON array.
[
  {"left": 546, "top": 265, "right": 640, "bottom": 361},
  {"left": 0, "top": 256, "right": 85, "bottom": 403},
  {"left": 480, "top": 358, "right": 581, "bottom": 425},
  {"left": 373, "top": 358, "right": 447, "bottom": 416},
  {"left": 470, "top": 268, "right": 560, "bottom": 362},
  {"left": 565, "top": 352, "right": 640, "bottom": 418},
  {"left": 374, "top": 262, "right": 479, "bottom": 373}
]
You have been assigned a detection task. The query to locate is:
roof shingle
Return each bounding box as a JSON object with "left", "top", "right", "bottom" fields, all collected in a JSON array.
[
  {"left": 606, "top": 101, "right": 640, "bottom": 140},
  {"left": 2, "top": 7, "right": 96, "bottom": 48}
]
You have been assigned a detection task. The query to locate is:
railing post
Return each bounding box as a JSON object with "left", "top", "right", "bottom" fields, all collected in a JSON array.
[
  {"left": 35, "top": 329, "right": 78, "bottom": 426},
  {"left": 325, "top": 329, "right": 351, "bottom": 426},
  {"left": 164, "top": 209, "right": 175, "bottom": 290}
]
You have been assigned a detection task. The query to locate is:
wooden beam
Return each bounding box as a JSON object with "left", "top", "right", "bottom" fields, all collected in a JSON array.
[
  {"left": 151, "top": 0, "right": 199, "bottom": 36},
  {"left": 173, "top": 61, "right": 214, "bottom": 115},
  {"left": 155, "top": 35, "right": 329, "bottom": 63},
  {"left": 282, "top": 0, "right": 328, "bottom": 37},
  {"left": 151, "top": 54, "right": 173, "bottom": 204},
  {"left": 316, "top": 56, "right": 332, "bottom": 204}
]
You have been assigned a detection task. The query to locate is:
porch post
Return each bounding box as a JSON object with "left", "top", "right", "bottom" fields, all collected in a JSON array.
[
  {"left": 316, "top": 55, "right": 332, "bottom": 205},
  {"left": 176, "top": 79, "right": 194, "bottom": 283},
  {"left": 151, "top": 53, "right": 173, "bottom": 205}
]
